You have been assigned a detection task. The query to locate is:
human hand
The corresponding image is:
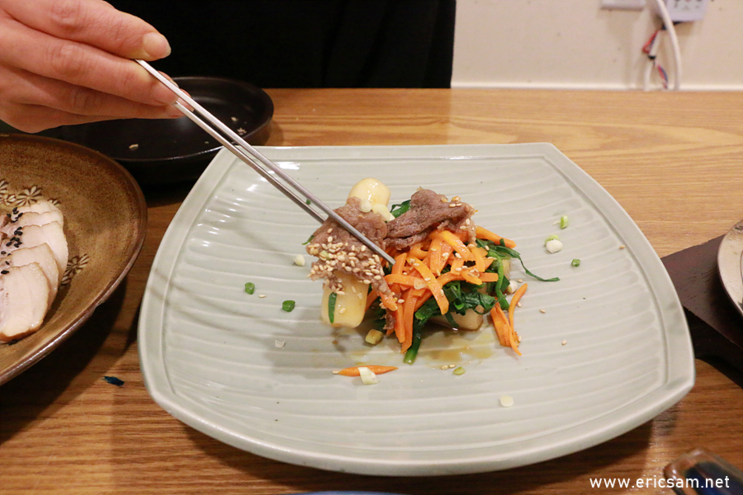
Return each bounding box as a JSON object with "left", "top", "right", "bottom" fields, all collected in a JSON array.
[{"left": 0, "top": 0, "right": 181, "bottom": 133}]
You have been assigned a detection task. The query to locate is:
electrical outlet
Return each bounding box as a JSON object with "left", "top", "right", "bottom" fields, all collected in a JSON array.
[
  {"left": 601, "top": 0, "right": 647, "bottom": 10},
  {"left": 653, "top": 0, "right": 709, "bottom": 21}
]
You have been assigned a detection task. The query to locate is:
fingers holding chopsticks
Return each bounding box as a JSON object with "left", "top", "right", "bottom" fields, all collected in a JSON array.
[{"left": 0, "top": 0, "right": 179, "bottom": 132}]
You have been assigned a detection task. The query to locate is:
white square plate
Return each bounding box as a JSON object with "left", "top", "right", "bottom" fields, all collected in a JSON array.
[{"left": 139, "top": 144, "right": 694, "bottom": 476}]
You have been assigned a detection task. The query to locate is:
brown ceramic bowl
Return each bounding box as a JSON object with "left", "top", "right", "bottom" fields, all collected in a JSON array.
[
  {"left": 49, "top": 77, "right": 273, "bottom": 185},
  {"left": 0, "top": 134, "right": 147, "bottom": 385}
]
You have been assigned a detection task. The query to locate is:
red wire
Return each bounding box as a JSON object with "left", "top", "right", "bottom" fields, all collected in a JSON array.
[{"left": 643, "top": 30, "right": 659, "bottom": 55}]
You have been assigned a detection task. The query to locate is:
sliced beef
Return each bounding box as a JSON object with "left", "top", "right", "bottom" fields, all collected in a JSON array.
[
  {"left": 386, "top": 189, "right": 476, "bottom": 250},
  {"left": 305, "top": 197, "right": 391, "bottom": 295}
]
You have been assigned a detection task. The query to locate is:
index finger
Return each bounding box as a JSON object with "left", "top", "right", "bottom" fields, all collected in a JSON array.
[{"left": 0, "top": 0, "right": 170, "bottom": 60}]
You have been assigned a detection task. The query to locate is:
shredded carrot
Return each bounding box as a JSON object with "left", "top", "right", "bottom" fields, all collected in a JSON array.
[
  {"left": 436, "top": 271, "right": 464, "bottom": 287},
  {"left": 508, "top": 283, "right": 528, "bottom": 329},
  {"left": 414, "top": 291, "right": 433, "bottom": 311},
  {"left": 475, "top": 225, "right": 516, "bottom": 249},
  {"left": 461, "top": 268, "right": 483, "bottom": 286},
  {"left": 407, "top": 257, "right": 449, "bottom": 315},
  {"left": 491, "top": 305, "right": 521, "bottom": 356},
  {"left": 337, "top": 365, "right": 398, "bottom": 376},
  {"left": 385, "top": 273, "right": 425, "bottom": 288},
  {"left": 430, "top": 240, "right": 453, "bottom": 276},
  {"left": 470, "top": 245, "right": 488, "bottom": 272},
  {"left": 365, "top": 288, "right": 378, "bottom": 311},
  {"left": 390, "top": 252, "right": 407, "bottom": 275},
  {"left": 379, "top": 292, "right": 398, "bottom": 312},
  {"left": 393, "top": 304, "right": 405, "bottom": 340},
  {"left": 408, "top": 242, "right": 429, "bottom": 260},
  {"left": 478, "top": 272, "right": 499, "bottom": 282},
  {"left": 450, "top": 256, "right": 465, "bottom": 273},
  {"left": 401, "top": 292, "right": 418, "bottom": 352},
  {"left": 427, "top": 238, "right": 444, "bottom": 276},
  {"left": 430, "top": 230, "right": 474, "bottom": 262}
]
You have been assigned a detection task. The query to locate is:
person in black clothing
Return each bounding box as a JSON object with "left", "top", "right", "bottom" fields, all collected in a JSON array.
[{"left": 0, "top": 0, "right": 454, "bottom": 133}]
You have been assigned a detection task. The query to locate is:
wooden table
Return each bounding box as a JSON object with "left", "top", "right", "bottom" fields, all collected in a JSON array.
[{"left": 1, "top": 89, "right": 742, "bottom": 494}]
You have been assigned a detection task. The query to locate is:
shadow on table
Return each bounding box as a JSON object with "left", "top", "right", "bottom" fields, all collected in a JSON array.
[
  {"left": 179, "top": 419, "right": 654, "bottom": 495},
  {"left": 0, "top": 281, "right": 126, "bottom": 445}
]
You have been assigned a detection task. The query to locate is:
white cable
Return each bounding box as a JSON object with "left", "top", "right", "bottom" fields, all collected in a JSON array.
[
  {"left": 643, "top": 31, "right": 661, "bottom": 91},
  {"left": 652, "top": 0, "right": 682, "bottom": 90}
]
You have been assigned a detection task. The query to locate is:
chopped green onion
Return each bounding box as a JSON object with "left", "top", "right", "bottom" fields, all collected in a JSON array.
[
  {"left": 545, "top": 238, "right": 563, "bottom": 254},
  {"left": 328, "top": 292, "right": 337, "bottom": 324},
  {"left": 571, "top": 259, "right": 581, "bottom": 267},
  {"left": 544, "top": 234, "right": 560, "bottom": 245},
  {"left": 453, "top": 366, "right": 466, "bottom": 376},
  {"left": 358, "top": 366, "right": 379, "bottom": 385},
  {"left": 282, "top": 300, "right": 296, "bottom": 312},
  {"left": 244, "top": 282, "right": 255, "bottom": 294},
  {"left": 390, "top": 200, "right": 411, "bottom": 218},
  {"left": 302, "top": 234, "right": 314, "bottom": 246},
  {"left": 560, "top": 215, "right": 569, "bottom": 229}
]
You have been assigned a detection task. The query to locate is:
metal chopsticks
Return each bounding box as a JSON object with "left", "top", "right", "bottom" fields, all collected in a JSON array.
[{"left": 136, "top": 60, "right": 394, "bottom": 266}]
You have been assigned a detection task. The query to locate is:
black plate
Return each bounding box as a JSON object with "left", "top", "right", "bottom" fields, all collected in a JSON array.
[{"left": 49, "top": 77, "right": 273, "bottom": 185}]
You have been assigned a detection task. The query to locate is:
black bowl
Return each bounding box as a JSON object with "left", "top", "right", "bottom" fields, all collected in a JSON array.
[{"left": 50, "top": 77, "right": 273, "bottom": 185}]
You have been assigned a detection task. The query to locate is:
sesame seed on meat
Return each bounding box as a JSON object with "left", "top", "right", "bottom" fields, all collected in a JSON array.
[{"left": 306, "top": 197, "right": 391, "bottom": 296}]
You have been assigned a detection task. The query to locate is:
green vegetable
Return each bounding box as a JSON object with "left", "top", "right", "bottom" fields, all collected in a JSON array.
[
  {"left": 282, "top": 300, "right": 296, "bottom": 312},
  {"left": 443, "top": 280, "right": 497, "bottom": 314},
  {"left": 328, "top": 292, "right": 337, "bottom": 324},
  {"left": 244, "top": 282, "right": 256, "bottom": 294},
  {"left": 390, "top": 200, "right": 411, "bottom": 218},
  {"left": 453, "top": 367, "right": 466, "bottom": 376},
  {"left": 403, "top": 329, "right": 423, "bottom": 365},
  {"left": 478, "top": 239, "right": 560, "bottom": 282},
  {"left": 571, "top": 259, "right": 581, "bottom": 267},
  {"left": 560, "top": 215, "right": 569, "bottom": 229}
]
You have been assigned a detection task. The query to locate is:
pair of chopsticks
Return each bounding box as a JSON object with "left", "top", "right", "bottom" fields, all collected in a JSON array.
[{"left": 136, "top": 60, "right": 394, "bottom": 266}]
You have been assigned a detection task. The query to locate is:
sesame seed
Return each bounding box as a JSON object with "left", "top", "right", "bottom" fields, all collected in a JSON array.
[
  {"left": 561, "top": 340, "right": 567, "bottom": 345},
  {"left": 259, "top": 294, "right": 267, "bottom": 298},
  {"left": 539, "top": 309, "right": 546, "bottom": 313}
]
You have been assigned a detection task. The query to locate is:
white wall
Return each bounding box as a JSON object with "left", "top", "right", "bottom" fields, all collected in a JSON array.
[{"left": 452, "top": 0, "right": 743, "bottom": 90}]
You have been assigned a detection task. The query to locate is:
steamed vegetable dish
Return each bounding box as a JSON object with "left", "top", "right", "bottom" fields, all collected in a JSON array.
[{"left": 306, "top": 179, "right": 556, "bottom": 364}]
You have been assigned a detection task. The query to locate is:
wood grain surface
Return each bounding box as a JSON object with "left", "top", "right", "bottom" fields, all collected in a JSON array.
[{"left": 1, "top": 89, "right": 742, "bottom": 494}]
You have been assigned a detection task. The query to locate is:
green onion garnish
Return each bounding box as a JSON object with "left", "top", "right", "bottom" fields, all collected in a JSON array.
[
  {"left": 302, "top": 234, "right": 315, "bottom": 246},
  {"left": 244, "top": 282, "right": 255, "bottom": 294},
  {"left": 571, "top": 259, "right": 581, "bottom": 267},
  {"left": 282, "top": 300, "right": 296, "bottom": 312},
  {"left": 544, "top": 234, "right": 560, "bottom": 245},
  {"left": 560, "top": 215, "right": 569, "bottom": 229},
  {"left": 328, "top": 292, "right": 337, "bottom": 324}
]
